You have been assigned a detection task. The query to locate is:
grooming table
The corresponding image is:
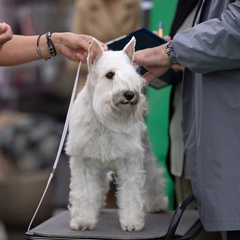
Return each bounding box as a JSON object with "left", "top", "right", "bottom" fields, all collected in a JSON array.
[{"left": 25, "top": 195, "right": 202, "bottom": 240}]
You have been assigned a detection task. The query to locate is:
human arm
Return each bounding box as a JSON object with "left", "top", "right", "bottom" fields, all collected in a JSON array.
[
  {"left": 134, "top": 1, "right": 240, "bottom": 82},
  {"left": 172, "top": 1, "right": 240, "bottom": 74},
  {"left": 0, "top": 31, "right": 107, "bottom": 66}
]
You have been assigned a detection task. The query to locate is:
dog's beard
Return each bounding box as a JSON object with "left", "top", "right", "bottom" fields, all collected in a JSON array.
[
  {"left": 111, "top": 90, "right": 139, "bottom": 115},
  {"left": 93, "top": 90, "right": 146, "bottom": 133}
]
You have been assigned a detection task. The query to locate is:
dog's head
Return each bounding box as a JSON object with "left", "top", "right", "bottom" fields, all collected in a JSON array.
[{"left": 85, "top": 37, "right": 147, "bottom": 131}]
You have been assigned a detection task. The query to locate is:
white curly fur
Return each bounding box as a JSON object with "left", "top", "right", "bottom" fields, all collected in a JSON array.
[{"left": 65, "top": 37, "right": 168, "bottom": 232}]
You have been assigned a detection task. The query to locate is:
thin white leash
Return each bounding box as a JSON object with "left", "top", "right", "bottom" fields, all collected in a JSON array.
[{"left": 27, "top": 62, "right": 81, "bottom": 232}]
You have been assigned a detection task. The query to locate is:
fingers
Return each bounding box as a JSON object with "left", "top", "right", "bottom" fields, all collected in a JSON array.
[
  {"left": 0, "top": 22, "right": 8, "bottom": 33},
  {"left": 0, "top": 22, "right": 13, "bottom": 44},
  {"left": 102, "top": 43, "right": 108, "bottom": 51},
  {"left": 76, "top": 52, "right": 88, "bottom": 64},
  {"left": 171, "top": 64, "right": 184, "bottom": 72},
  {"left": 142, "top": 71, "right": 159, "bottom": 83},
  {"left": 74, "top": 35, "right": 108, "bottom": 62},
  {"left": 80, "top": 34, "right": 108, "bottom": 51},
  {"left": 163, "top": 35, "right": 171, "bottom": 42},
  {"left": 141, "top": 64, "right": 171, "bottom": 84}
]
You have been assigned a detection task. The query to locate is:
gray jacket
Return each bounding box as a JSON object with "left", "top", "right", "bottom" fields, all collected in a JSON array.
[{"left": 172, "top": 0, "right": 240, "bottom": 231}]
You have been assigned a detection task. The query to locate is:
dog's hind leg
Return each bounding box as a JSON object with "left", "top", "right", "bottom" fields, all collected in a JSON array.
[
  {"left": 69, "top": 156, "right": 104, "bottom": 230},
  {"left": 116, "top": 155, "right": 146, "bottom": 231},
  {"left": 99, "top": 170, "right": 111, "bottom": 208},
  {"left": 142, "top": 130, "right": 169, "bottom": 212}
]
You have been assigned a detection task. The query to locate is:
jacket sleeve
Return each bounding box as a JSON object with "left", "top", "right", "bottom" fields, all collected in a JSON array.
[{"left": 172, "top": 0, "right": 240, "bottom": 74}]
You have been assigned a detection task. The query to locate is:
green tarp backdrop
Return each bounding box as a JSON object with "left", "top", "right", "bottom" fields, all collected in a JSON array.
[{"left": 146, "top": 0, "right": 178, "bottom": 210}]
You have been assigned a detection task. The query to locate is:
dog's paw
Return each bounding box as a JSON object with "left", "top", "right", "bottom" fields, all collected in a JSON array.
[
  {"left": 70, "top": 217, "right": 97, "bottom": 231},
  {"left": 120, "top": 218, "right": 145, "bottom": 231},
  {"left": 120, "top": 212, "right": 145, "bottom": 232},
  {"left": 146, "top": 195, "right": 169, "bottom": 213}
]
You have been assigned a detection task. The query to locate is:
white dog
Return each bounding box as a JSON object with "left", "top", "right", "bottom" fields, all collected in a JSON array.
[{"left": 65, "top": 37, "right": 168, "bottom": 232}]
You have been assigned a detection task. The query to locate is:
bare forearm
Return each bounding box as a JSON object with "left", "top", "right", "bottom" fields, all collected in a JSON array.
[
  {"left": 0, "top": 22, "right": 107, "bottom": 66},
  {"left": 0, "top": 30, "right": 107, "bottom": 67},
  {"left": 0, "top": 34, "right": 51, "bottom": 66}
]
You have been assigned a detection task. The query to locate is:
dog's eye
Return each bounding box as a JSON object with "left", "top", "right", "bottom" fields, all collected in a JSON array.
[{"left": 106, "top": 71, "right": 115, "bottom": 79}]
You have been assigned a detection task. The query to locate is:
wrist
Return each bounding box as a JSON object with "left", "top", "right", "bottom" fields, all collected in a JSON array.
[
  {"left": 46, "top": 32, "right": 57, "bottom": 57},
  {"left": 158, "top": 43, "right": 174, "bottom": 67},
  {"left": 37, "top": 34, "right": 51, "bottom": 60},
  {"left": 51, "top": 32, "right": 63, "bottom": 56},
  {"left": 165, "top": 41, "right": 178, "bottom": 64},
  {"left": 36, "top": 32, "right": 58, "bottom": 60}
]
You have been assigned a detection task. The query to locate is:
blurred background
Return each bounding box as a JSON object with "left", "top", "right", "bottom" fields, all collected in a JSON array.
[{"left": 0, "top": 0, "right": 178, "bottom": 239}]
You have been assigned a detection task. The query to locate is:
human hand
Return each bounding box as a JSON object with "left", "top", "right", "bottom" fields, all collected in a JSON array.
[
  {"left": 152, "top": 30, "right": 171, "bottom": 42},
  {"left": 153, "top": 34, "right": 184, "bottom": 73},
  {"left": 172, "top": 64, "right": 185, "bottom": 72},
  {"left": 52, "top": 32, "right": 108, "bottom": 63},
  {"left": 0, "top": 22, "right": 13, "bottom": 46},
  {"left": 162, "top": 35, "right": 171, "bottom": 42},
  {"left": 159, "top": 36, "right": 184, "bottom": 73},
  {"left": 134, "top": 43, "right": 173, "bottom": 84}
]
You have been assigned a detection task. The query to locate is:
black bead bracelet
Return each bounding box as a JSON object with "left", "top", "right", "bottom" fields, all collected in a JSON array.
[{"left": 46, "top": 32, "right": 57, "bottom": 57}]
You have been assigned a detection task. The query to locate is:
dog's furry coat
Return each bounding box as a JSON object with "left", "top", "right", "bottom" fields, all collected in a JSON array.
[{"left": 65, "top": 37, "right": 168, "bottom": 231}]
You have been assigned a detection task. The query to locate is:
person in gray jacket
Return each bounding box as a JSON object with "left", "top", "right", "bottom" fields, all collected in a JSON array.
[{"left": 134, "top": 1, "right": 240, "bottom": 239}]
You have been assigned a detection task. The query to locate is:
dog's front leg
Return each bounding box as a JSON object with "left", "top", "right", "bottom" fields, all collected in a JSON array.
[
  {"left": 69, "top": 156, "right": 104, "bottom": 230},
  {"left": 116, "top": 155, "right": 146, "bottom": 231}
]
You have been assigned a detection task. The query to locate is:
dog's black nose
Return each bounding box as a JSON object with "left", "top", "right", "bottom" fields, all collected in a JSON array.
[{"left": 123, "top": 91, "right": 135, "bottom": 101}]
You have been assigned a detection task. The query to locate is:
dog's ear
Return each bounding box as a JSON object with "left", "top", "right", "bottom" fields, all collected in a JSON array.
[
  {"left": 123, "top": 36, "right": 136, "bottom": 63},
  {"left": 87, "top": 38, "right": 104, "bottom": 66}
]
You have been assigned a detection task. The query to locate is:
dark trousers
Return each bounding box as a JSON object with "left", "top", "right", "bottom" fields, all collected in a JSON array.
[{"left": 227, "top": 231, "right": 240, "bottom": 240}]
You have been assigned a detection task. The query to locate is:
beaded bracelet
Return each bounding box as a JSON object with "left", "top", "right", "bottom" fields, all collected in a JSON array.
[
  {"left": 46, "top": 32, "right": 57, "bottom": 57},
  {"left": 36, "top": 33, "right": 51, "bottom": 61}
]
